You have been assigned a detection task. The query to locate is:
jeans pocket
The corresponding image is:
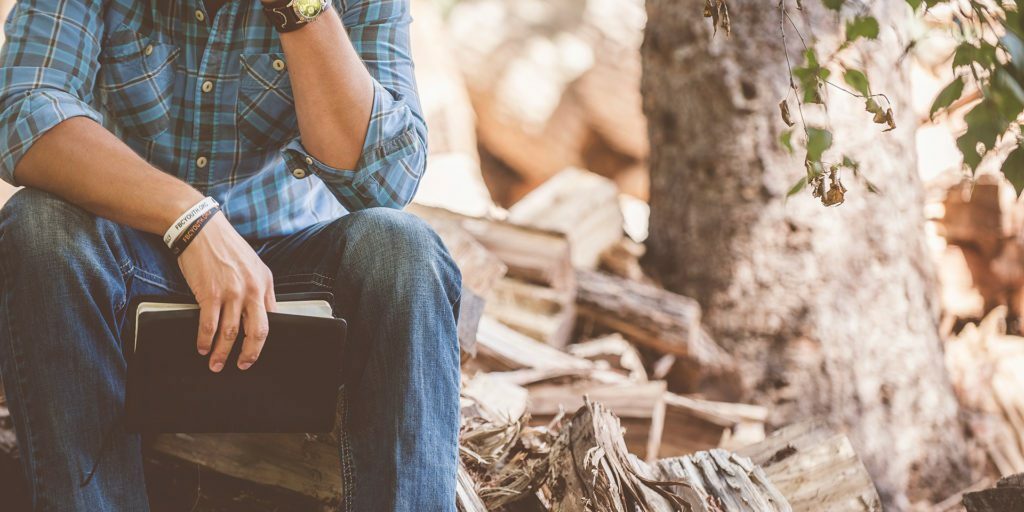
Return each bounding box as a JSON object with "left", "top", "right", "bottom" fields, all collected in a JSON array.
[
  {"left": 97, "top": 28, "right": 178, "bottom": 141},
  {"left": 236, "top": 53, "right": 298, "bottom": 149}
]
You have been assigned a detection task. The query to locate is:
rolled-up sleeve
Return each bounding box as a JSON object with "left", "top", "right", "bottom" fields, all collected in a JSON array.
[
  {"left": 0, "top": 1, "right": 105, "bottom": 186},
  {"left": 281, "top": 0, "right": 427, "bottom": 211}
]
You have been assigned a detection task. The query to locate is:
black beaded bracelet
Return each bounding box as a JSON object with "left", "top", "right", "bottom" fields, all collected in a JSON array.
[{"left": 171, "top": 206, "right": 221, "bottom": 256}]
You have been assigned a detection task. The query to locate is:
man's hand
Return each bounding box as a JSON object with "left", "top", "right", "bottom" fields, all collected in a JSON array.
[{"left": 177, "top": 213, "right": 278, "bottom": 372}]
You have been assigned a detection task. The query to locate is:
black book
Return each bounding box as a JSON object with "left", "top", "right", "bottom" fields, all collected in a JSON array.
[{"left": 125, "top": 292, "right": 349, "bottom": 433}]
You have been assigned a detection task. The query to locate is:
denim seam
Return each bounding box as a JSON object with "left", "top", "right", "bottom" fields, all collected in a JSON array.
[
  {"left": 339, "top": 386, "right": 355, "bottom": 511},
  {"left": 0, "top": 233, "right": 46, "bottom": 508}
]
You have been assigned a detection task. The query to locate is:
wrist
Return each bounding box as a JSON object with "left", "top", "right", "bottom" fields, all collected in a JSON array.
[{"left": 163, "top": 197, "right": 220, "bottom": 249}]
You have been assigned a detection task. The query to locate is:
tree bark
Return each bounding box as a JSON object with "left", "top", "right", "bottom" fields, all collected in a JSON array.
[{"left": 640, "top": 0, "right": 969, "bottom": 506}]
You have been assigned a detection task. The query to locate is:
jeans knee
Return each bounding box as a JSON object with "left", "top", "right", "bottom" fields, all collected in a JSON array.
[
  {"left": 341, "top": 208, "right": 462, "bottom": 302},
  {"left": 0, "top": 188, "right": 121, "bottom": 277}
]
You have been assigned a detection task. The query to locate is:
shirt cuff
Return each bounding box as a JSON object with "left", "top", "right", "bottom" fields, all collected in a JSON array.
[
  {"left": 279, "top": 79, "right": 424, "bottom": 205},
  {"left": 0, "top": 90, "right": 103, "bottom": 186}
]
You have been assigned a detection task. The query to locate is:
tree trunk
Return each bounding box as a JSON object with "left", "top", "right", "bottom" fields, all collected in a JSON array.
[{"left": 640, "top": 0, "right": 969, "bottom": 506}]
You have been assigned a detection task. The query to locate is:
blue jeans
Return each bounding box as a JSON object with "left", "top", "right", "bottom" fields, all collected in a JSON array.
[{"left": 0, "top": 188, "right": 462, "bottom": 511}]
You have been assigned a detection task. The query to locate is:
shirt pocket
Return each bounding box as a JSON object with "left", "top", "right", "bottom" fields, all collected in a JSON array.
[
  {"left": 236, "top": 53, "right": 298, "bottom": 149},
  {"left": 97, "top": 29, "right": 179, "bottom": 141}
]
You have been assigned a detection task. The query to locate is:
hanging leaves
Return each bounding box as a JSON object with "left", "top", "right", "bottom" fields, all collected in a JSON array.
[
  {"left": 779, "top": 99, "right": 795, "bottom": 127},
  {"left": 806, "top": 127, "right": 833, "bottom": 162},
  {"left": 792, "top": 49, "right": 829, "bottom": 103},
  {"left": 843, "top": 69, "right": 871, "bottom": 96}
]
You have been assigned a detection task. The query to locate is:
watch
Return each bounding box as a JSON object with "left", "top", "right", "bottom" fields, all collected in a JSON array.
[{"left": 262, "top": 0, "right": 329, "bottom": 33}]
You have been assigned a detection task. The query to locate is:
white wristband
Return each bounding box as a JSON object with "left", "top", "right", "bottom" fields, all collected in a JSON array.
[{"left": 163, "top": 197, "right": 219, "bottom": 248}]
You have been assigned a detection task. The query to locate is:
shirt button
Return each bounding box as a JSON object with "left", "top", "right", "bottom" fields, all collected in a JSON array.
[
  {"left": 144, "top": 44, "right": 154, "bottom": 56},
  {"left": 291, "top": 168, "right": 307, "bottom": 179},
  {"left": 304, "top": 157, "right": 314, "bottom": 165},
  {"left": 195, "top": 9, "right": 205, "bottom": 22},
  {"left": 272, "top": 59, "right": 286, "bottom": 71},
  {"left": 201, "top": 80, "right": 213, "bottom": 93},
  {"left": 196, "top": 156, "right": 208, "bottom": 168}
]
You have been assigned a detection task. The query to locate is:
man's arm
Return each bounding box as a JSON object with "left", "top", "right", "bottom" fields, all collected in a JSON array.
[
  {"left": 272, "top": 0, "right": 428, "bottom": 210},
  {"left": 0, "top": 1, "right": 275, "bottom": 373}
]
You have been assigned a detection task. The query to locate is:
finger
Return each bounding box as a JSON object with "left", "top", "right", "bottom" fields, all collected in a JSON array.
[
  {"left": 209, "top": 299, "right": 242, "bottom": 373},
  {"left": 265, "top": 273, "right": 278, "bottom": 313},
  {"left": 196, "top": 299, "right": 220, "bottom": 356},
  {"left": 238, "top": 300, "right": 269, "bottom": 370}
]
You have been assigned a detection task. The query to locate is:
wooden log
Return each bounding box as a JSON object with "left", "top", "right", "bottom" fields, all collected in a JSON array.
[
  {"left": 660, "top": 393, "right": 767, "bottom": 458},
  {"left": 507, "top": 167, "right": 625, "bottom": 269},
  {"left": 737, "top": 422, "right": 882, "bottom": 512},
  {"left": 152, "top": 433, "right": 341, "bottom": 503},
  {"left": 653, "top": 449, "right": 792, "bottom": 512},
  {"left": 575, "top": 270, "right": 737, "bottom": 392},
  {"left": 484, "top": 277, "right": 575, "bottom": 349},
  {"left": 542, "top": 398, "right": 692, "bottom": 511},
  {"left": 525, "top": 380, "right": 666, "bottom": 462},
  {"left": 468, "top": 316, "right": 593, "bottom": 374},
  {"left": 963, "top": 473, "right": 1024, "bottom": 512}
]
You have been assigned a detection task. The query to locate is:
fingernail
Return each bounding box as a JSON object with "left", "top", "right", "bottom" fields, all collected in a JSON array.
[
  {"left": 211, "top": 361, "right": 224, "bottom": 372},
  {"left": 238, "top": 361, "right": 252, "bottom": 370},
  {"left": 198, "top": 348, "right": 209, "bottom": 356}
]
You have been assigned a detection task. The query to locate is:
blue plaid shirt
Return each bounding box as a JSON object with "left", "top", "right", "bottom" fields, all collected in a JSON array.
[{"left": 0, "top": 0, "right": 426, "bottom": 239}]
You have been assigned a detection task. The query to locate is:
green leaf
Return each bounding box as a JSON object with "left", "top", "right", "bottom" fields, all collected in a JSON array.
[
  {"left": 930, "top": 77, "right": 964, "bottom": 118},
  {"left": 780, "top": 129, "right": 794, "bottom": 154},
  {"left": 843, "top": 69, "right": 871, "bottom": 96},
  {"left": 842, "top": 155, "right": 859, "bottom": 170},
  {"left": 822, "top": 0, "right": 844, "bottom": 10},
  {"left": 953, "top": 42, "right": 998, "bottom": 70},
  {"left": 1002, "top": 144, "right": 1024, "bottom": 196},
  {"left": 806, "top": 127, "right": 833, "bottom": 162},
  {"left": 793, "top": 49, "right": 826, "bottom": 104},
  {"left": 846, "top": 16, "right": 879, "bottom": 42},
  {"left": 787, "top": 176, "right": 808, "bottom": 197},
  {"left": 957, "top": 100, "right": 1004, "bottom": 171}
]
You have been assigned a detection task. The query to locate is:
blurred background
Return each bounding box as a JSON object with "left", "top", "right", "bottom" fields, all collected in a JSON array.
[{"left": 2, "top": 1, "right": 1024, "bottom": 511}]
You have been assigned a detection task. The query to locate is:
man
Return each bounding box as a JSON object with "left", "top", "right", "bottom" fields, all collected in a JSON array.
[{"left": 0, "top": 0, "right": 461, "bottom": 510}]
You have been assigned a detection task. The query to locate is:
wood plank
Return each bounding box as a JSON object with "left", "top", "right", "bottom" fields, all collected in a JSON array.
[
  {"left": 507, "top": 168, "right": 624, "bottom": 269},
  {"left": 575, "top": 269, "right": 737, "bottom": 392}
]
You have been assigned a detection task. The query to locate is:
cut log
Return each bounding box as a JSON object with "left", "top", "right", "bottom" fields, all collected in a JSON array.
[
  {"left": 468, "top": 316, "right": 594, "bottom": 375},
  {"left": 660, "top": 393, "right": 767, "bottom": 458},
  {"left": 152, "top": 433, "right": 341, "bottom": 503},
  {"left": 507, "top": 168, "right": 625, "bottom": 269},
  {"left": 542, "top": 398, "right": 692, "bottom": 511},
  {"left": 575, "top": 269, "right": 737, "bottom": 393},
  {"left": 525, "top": 380, "right": 666, "bottom": 462},
  {"left": 653, "top": 449, "right": 792, "bottom": 511},
  {"left": 737, "top": 422, "right": 882, "bottom": 511},
  {"left": 485, "top": 277, "right": 575, "bottom": 349},
  {"left": 963, "top": 473, "right": 1024, "bottom": 512}
]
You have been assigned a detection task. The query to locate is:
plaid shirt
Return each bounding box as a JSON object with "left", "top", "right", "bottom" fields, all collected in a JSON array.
[{"left": 0, "top": 0, "right": 426, "bottom": 239}]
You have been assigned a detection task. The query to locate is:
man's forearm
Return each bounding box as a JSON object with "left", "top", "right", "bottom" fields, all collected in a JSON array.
[
  {"left": 276, "top": 7, "right": 374, "bottom": 170},
  {"left": 14, "top": 117, "right": 205, "bottom": 235}
]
